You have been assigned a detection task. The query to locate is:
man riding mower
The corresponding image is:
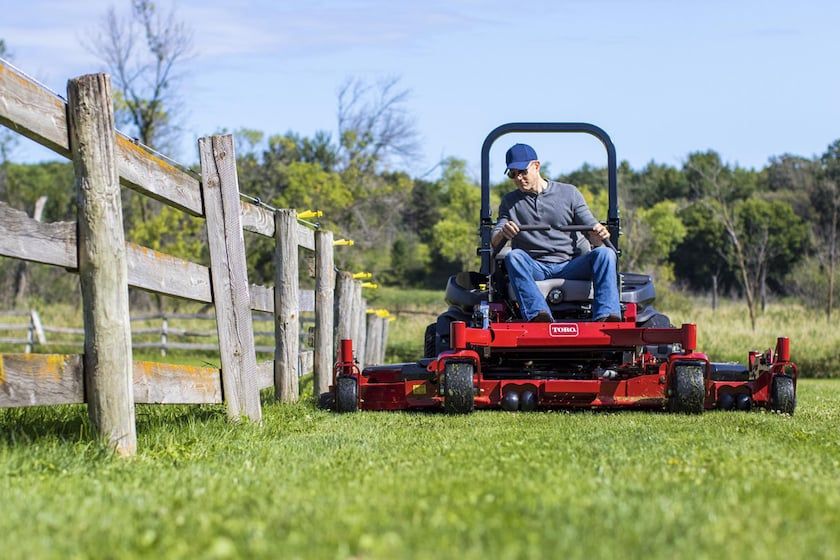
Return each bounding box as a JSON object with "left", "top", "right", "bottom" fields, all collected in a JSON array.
[{"left": 329, "top": 123, "right": 798, "bottom": 415}]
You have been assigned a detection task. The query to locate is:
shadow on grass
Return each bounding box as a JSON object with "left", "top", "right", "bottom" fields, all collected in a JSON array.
[
  {"left": 0, "top": 405, "right": 92, "bottom": 445},
  {"left": 0, "top": 403, "right": 231, "bottom": 448}
]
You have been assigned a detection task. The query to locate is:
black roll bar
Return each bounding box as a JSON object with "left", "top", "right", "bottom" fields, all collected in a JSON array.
[{"left": 479, "top": 122, "right": 619, "bottom": 274}]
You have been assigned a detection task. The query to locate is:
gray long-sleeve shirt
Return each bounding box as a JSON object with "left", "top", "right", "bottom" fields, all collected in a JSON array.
[{"left": 492, "top": 180, "right": 597, "bottom": 263}]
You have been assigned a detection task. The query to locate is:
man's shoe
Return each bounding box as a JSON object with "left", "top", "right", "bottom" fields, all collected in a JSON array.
[
  {"left": 593, "top": 314, "right": 622, "bottom": 322},
  {"left": 529, "top": 311, "right": 554, "bottom": 323}
]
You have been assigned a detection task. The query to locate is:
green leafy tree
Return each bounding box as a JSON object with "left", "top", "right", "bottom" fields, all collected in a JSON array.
[
  {"left": 621, "top": 200, "right": 686, "bottom": 275},
  {"left": 431, "top": 158, "right": 484, "bottom": 271},
  {"left": 735, "top": 197, "right": 807, "bottom": 311},
  {"left": 673, "top": 203, "right": 734, "bottom": 309},
  {"left": 815, "top": 140, "right": 840, "bottom": 318}
]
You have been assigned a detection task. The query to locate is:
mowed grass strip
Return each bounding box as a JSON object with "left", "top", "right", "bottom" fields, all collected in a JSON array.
[{"left": 1, "top": 380, "right": 839, "bottom": 559}]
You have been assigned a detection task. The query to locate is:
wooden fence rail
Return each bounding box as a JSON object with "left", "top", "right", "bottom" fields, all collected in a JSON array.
[{"left": 0, "top": 60, "right": 388, "bottom": 455}]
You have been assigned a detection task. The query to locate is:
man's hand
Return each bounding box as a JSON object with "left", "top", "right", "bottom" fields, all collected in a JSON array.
[
  {"left": 588, "top": 223, "right": 610, "bottom": 247},
  {"left": 492, "top": 221, "right": 520, "bottom": 248}
]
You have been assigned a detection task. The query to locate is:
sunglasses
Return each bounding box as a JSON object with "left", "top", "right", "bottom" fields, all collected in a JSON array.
[{"left": 507, "top": 162, "right": 533, "bottom": 179}]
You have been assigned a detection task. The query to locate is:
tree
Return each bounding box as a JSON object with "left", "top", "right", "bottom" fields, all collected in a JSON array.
[
  {"left": 337, "top": 76, "right": 420, "bottom": 174},
  {"left": 333, "top": 77, "right": 421, "bottom": 274},
  {"left": 86, "top": 0, "right": 193, "bottom": 154},
  {"left": 816, "top": 140, "right": 840, "bottom": 319},
  {"left": 686, "top": 154, "right": 761, "bottom": 327},
  {"left": 734, "top": 198, "right": 807, "bottom": 311},
  {"left": 431, "top": 158, "right": 483, "bottom": 271},
  {"left": 621, "top": 200, "right": 686, "bottom": 275},
  {"left": 673, "top": 203, "right": 733, "bottom": 309}
]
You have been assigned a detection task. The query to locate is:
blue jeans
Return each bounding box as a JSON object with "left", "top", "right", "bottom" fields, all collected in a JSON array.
[{"left": 504, "top": 247, "right": 621, "bottom": 321}]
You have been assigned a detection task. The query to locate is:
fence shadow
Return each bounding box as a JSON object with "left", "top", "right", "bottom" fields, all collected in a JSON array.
[{"left": 0, "top": 405, "right": 92, "bottom": 445}]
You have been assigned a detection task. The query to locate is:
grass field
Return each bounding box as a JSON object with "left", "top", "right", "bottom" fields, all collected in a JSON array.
[
  {"left": 1, "top": 379, "right": 839, "bottom": 559},
  {"left": 2, "top": 289, "right": 838, "bottom": 558}
]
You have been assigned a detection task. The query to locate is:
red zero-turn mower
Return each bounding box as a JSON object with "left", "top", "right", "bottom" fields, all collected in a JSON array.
[{"left": 328, "top": 123, "right": 798, "bottom": 414}]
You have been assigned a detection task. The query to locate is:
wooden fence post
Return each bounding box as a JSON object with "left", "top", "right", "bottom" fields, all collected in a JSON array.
[
  {"left": 334, "top": 271, "right": 355, "bottom": 359},
  {"left": 67, "top": 73, "right": 136, "bottom": 456},
  {"left": 365, "top": 314, "right": 380, "bottom": 365},
  {"left": 198, "top": 134, "right": 261, "bottom": 422},
  {"left": 379, "top": 317, "right": 390, "bottom": 364},
  {"left": 275, "top": 208, "right": 299, "bottom": 402},
  {"left": 314, "top": 230, "right": 334, "bottom": 396},
  {"left": 356, "top": 291, "right": 367, "bottom": 368}
]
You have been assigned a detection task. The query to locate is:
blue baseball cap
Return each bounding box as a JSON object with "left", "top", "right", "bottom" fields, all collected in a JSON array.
[{"left": 505, "top": 143, "right": 538, "bottom": 174}]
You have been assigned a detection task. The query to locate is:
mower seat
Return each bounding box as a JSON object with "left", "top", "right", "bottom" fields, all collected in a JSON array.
[{"left": 507, "top": 278, "right": 593, "bottom": 303}]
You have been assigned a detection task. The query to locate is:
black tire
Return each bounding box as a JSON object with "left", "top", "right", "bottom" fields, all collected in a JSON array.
[
  {"left": 317, "top": 391, "right": 335, "bottom": 410},
  {"left": 442, "top": 362, "right": 474, "bottom": 414},
  {"left": 770, "top": 376, "right": 796, "bottom": 415},
  {"left": 423, "top": 323, "right": 437, "bottom": 358},
  {"left": 669, "top": 363, "right": 705, "bottom": 414},
  {"left": 335, "top": 376, "right": 358, "bottom": 413}
]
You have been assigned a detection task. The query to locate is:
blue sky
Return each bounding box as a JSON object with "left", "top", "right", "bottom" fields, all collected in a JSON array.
[{"left": 2, "top": 0, "right": 839, "bottom": 179}]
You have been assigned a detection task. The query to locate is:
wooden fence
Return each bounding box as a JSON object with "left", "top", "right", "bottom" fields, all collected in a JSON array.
[{"left": 0, "top": 60, "right": 389, "bottom": 455}]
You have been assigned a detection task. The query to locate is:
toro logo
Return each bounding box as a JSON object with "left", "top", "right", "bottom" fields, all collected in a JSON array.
[{"left": 549, "top": 323, "right": 579, "bottom": 337}]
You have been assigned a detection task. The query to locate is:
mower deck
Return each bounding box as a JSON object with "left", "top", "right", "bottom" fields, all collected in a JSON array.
[{"left": 331, "top": 314, "right": 797, "bottom": 414}]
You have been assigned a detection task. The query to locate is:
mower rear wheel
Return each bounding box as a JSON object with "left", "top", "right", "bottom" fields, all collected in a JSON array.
[
  {"left": 423, "top": 323, "right": 437, "bottom": 358},
  {"left": 770, "top": 375, "right": 796, "bottom": 415},
  {"left": 442, "top": 362, "right": 475, "bottom": 414},
  {"left": 335, "top": 376, "right": 358, "bottom": 413},
  {"left": 670, "top": 363, "right": 705, "bottom": 414}
]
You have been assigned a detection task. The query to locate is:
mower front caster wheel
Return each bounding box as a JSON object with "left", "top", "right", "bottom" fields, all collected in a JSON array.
[
  {"left": 335, "top": 376, "right": 358, "bottom": 413},
  {"left": 670, "top": 363, "right": 705, "bottom": 414},
  {"left": 442, "top": 362, "right": 475, "bottom": 414},
  {"left": 770, "top": 375, "right": 796, "bottom": 415}
]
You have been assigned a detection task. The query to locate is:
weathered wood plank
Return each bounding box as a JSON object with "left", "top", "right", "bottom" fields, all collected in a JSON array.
[
  {"left": 0, "top": 61, "right": 203, "bottom": 217},
  {"left": 299, "top": 289, "right": 315, "bottom": 313},
  {"left": 126, "top": 243, "right": 212, "bottom": 302},
  {"left": 68, "top": 73, "right": 136, "bottom": 456},
  {"left": 0, "top": 354, "right": 84, "bottom": 406},
  {"left": 274, "top": 209, "right": 300, "bottom": 402},
  {"left": 132, "top": 361, "right": 222, "bottom": 404},
  {"left": 250, "top": 283, "right": 274, "bottom": 313},
  {"left": 314, "top": 230, "right": 335, "bottom": 395},
  {"left": 299, "top": 350, "right": 314, "bottom": 377},
  {"left": 240, "top": 200, "right": 274, "bottom": 237},
  {"left": 116, "top": 134, "right": 203, "bottom": 216},
  {"left": 0, "top": 202, "right": 76, "bottom": 267},
  {"left": 0, "top": 354, "right": 222, "bottom": 406},
  {"left": 297, "top": 224, "right": 315, "bottom": 251},
  {"left": 132, "top": 342, "right": 219, "bottom": 351},
  {"left": 199, "top": 134, "right": 261, "bottom": 422},
  {"left": 0, "top": 202, "right": 212, "bottom": 302},
  {"left": 0, "top": 337, "right": 29, "bottom": 345},
  {"left": 0, "top": 61, "right": 70, "bottom": 157},
  {"left": 256, "top": 359, "right": 273, "bottom": 390}
]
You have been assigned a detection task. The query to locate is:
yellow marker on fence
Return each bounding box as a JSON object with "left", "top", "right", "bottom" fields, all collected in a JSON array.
[
  {"left": 366, "top": 308, "right": 390, "bottom": 318},
  {"left": 334, "top": 239, "right": 354, "bottom": 247},
  {"left": 361, "top": 282, "right": 379, "bottom": 289},
  {"left": 298, "top": 210, "right": 323, "bottom": 219},
  {"left": 353, "top": 272, "right": 373, "bottom": 280}
]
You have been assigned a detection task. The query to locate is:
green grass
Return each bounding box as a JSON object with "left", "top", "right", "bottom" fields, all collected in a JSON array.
[{"left": 2, "top": 380, "right": 839, "bottom": 559}]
